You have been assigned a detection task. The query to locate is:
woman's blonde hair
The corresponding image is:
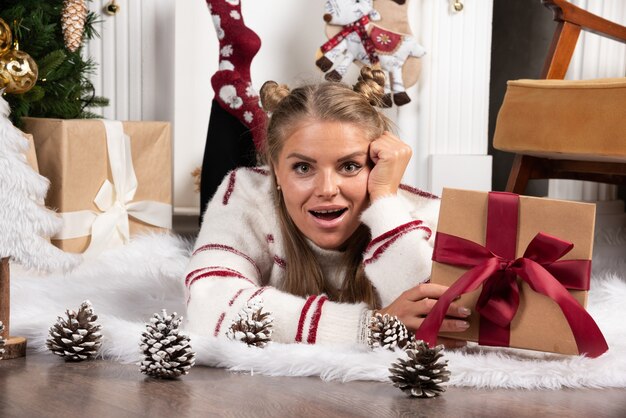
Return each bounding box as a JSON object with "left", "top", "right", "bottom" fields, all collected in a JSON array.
[{"left": 259, "top": 67, "right": 392, "bottom": 308}]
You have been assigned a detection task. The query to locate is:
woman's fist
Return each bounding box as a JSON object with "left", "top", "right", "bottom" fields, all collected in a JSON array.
[{"left": 367, "top": 132, "right": 412, "bottom": 201}]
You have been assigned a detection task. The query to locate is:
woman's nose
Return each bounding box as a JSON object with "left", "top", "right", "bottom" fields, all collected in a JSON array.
[{"left": 316, "top": 171, "right": 339, "bottom": 197}]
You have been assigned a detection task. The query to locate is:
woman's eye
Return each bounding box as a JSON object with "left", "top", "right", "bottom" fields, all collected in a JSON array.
[
  {"left": 293, "top": 163, "right": 311, "bottom": 175},
  {"left": 342, "top": 162, "right": 362, "bottom": 174}
]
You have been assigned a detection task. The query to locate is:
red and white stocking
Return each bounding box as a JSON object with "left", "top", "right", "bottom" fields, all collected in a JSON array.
[{"left": 207, "top": 0, "right": 266, "bottom": 148}]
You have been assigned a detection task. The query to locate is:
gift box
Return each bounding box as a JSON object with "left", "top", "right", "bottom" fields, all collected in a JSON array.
[
  {"left": 22, "top": 133, "right": 39, "bottom": 173},
  {"left": 22, "top": 118, "right": 172, "bottom": 255},
  {"left": 415, "top": 188, "right": 608, "bottom": 357}
]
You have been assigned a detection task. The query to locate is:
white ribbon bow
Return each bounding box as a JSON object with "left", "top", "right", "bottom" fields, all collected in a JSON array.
[{"left": 55, "top": 120, "right": 172, "bottom": 257}]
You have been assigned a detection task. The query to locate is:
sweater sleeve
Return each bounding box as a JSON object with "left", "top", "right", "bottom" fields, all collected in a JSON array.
[
  {"left": 184, "top": 168, "right": 369, "bottom": 346},
  {"left": 360, "top": 192, "right": 440, "bottom": 307}
]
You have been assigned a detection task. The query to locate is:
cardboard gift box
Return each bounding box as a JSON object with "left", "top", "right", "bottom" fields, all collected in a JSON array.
[
  {"left": 415, "top": 188, "right": 608, "bottom": 357},
  {"left": 22, "top": 118, "right": 172, "bottom": 255},
  {"left": 22, "top": 133, "right": 39, "bottom": 173}
]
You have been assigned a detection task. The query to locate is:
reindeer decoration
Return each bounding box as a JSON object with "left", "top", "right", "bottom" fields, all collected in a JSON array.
[{"left": 316, "top": 0, "right": 426, "bottom": 106}]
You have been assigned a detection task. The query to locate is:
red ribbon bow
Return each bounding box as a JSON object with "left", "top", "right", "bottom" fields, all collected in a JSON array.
[{"left": 414, "top": 192, "right": 608, "bottom": 358}]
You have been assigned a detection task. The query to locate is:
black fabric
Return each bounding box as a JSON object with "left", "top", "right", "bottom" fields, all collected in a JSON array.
[{"left": 200, "top": 99, "right": 257, "bottom": 223}]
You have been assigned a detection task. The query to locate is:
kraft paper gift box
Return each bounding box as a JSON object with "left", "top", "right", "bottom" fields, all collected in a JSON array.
[
  {"left": 414, "top": 188, "right": 608, "bottom": 357},
  {"left": 22, "top": 118, "right": 172, "bottom": 255},
  {"left": 22, "top": 133, "right": 39, "bottom": 173}
]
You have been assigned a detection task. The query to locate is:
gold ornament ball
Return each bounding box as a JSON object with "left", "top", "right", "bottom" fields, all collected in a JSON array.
[
  {"left": 0, "top": 18, "right": 12, "bottom": 56},
  {"left": 0, "top": 49, "right": 39, "bottom": 94}
]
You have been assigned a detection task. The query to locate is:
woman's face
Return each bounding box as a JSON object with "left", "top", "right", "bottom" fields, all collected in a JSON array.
[{"left": 273, "top": 120, "right": 372, "bottom": 250}]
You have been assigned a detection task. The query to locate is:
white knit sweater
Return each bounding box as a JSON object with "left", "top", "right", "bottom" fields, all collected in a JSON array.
[{"left": 185, "top": 167, "right": 440, "bottom": 346}]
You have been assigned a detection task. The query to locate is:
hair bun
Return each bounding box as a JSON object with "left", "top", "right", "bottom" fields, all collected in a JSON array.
[
  {"left": 353, "top": 66, "right": 386, "bottom": 106},
  {"left": 260, "top": 81, "right": 291, "bottom": 112}
]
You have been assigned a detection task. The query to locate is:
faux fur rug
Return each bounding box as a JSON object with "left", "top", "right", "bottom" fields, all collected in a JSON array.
[{"left": 11, "top": 234, "right": 626, "bottom": 389}]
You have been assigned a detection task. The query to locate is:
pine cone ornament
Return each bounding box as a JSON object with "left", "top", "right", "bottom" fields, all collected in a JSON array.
[
  {"left": 368, "top": 312, "right": 410, "bottom": 350},
  {"left": 0, "top": 321, "right": 5, "bottom": 360},
  {"left": 389, "top": 340, "right": 451, "bottom": 398},
  {"left": 61, "top": 0, "right": 88, "bottom": 52},
  {"left": 46, "top": 300, "right": 103, "bottom": 361},
  {"left": 226, "top": 297, "right": 274, "bottom": 347},
  {"left": 139, "top": 310, "right": 196, "bottom": 379}
]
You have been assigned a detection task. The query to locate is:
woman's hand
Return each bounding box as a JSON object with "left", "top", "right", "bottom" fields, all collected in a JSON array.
[
  {"left": 368, "top": 132, "right": 412, "bottom": 201},
  {"left": 376, "top": 283, "right": 471, "bottom": 336}
]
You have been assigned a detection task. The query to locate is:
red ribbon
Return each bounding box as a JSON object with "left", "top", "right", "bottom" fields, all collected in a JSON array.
[
  {"left": 414, "top": 192, "right": 608, "bottom": 358},
  {"left": 320, "top": 16, "right": 379, "bottom": 64}
]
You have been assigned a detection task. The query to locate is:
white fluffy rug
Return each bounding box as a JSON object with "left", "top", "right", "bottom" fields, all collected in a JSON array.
[{"left": 10, "top": 233, "right": 626, "bottom": 389}]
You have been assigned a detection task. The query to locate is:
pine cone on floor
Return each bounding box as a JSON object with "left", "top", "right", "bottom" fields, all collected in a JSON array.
[
  {"left": 0, "top": 321, "right": 5, "bottom": 360},
  {"left": 226, "top": 297, "right": 273, "bottom": 348},
  {"left": 368, "top": 312, "right": 410, "bottom": 350},
  {"left": 61, "top": 0, "right": 88, "bottom": 52},
  {"left": 139, "top": 310, "right": 195, "bottom": 379},
  {"left": 389, "top": 340, "right": 451, "bottom": 398},
  {"left": 46, "top": 300, "right": 103, "bottom": 361}
]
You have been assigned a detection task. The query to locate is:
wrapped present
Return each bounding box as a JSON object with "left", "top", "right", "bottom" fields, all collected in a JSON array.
[
  {"left": 414, "top": 188, "right": 608, "bottom": 357},
  {"left": 22, "top": 133, "right": 39, "bottom": 173},
  {"left": 22, "top": 118, "right": 172, "bottom": 256}
]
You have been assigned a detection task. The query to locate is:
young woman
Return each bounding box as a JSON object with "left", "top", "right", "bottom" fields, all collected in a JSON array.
[{"left": 184, "top": 68, "right": 470, "bottom": 346}]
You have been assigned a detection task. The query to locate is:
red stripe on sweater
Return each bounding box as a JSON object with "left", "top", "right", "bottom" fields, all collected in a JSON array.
[
  {"left": 223, "top": 171, "right": 237, "bottom": 205},
  {"left": 273, "top": 255, "right": 286, "bottom": 269},
  {"left": 295, "top": 295, "right": 317, "bottom": 343},
  {"left": 228, "top": 289, "right": 245, "bottom": 306},
  {"left": 248, "top": 286, "right": 268, "bottom": 301},
  {"left": 306, "top": 296, "right": 328, "bottom": 344},
  {"left": 188, "top": 270, "right": 255, "bottom": 288},
  {"left": 399, "top": 184, "right": 439, "bottom": 200},
  {"left": 185, "top": 266, "right": 248, "bottom": 287},
  {"left": 214, "top": 312, "right": 226, "bottom": 337},
  {"left": 416, "top": 225, "right": 433, "bottom": 241},
  {"left": 366, "top": 220, "right": 423, "bottom": 252},
  {"left": 193, "top": 244, "right": 261, "bottom": 277},
  {"left": 246, "top": 167, "right": 269, "bottom": 176},
  {"left": 364, "top": 224, "right": 432, "bottom": 265}
]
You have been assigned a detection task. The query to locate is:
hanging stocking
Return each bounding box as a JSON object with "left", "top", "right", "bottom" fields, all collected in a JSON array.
[{"left": 201, "top": 0, "right": 266, "bottom": 218}]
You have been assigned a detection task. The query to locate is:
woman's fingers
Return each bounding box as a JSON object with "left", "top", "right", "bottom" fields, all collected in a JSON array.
[
  {"left": 403, "top": 316, "right": 470, "bottom": 333},
  {"left": 439, "top": 318, "right": 471, "bottom": 333},
  {"left": 401, "top": 284, "right": 471, "bottom": 319},
  {"left": 367, "top": 131, "right": 412, "bottom": 200}
]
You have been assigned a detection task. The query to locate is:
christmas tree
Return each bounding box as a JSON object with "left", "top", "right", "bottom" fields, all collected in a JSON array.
[
  {"left": 0, "top": 0, "right": 108, "bottom": 124},
  {"left": 0, "top": 92, "right": 80, "bottom": 358},
  {"left": 0, "top": 93, "right": 81, "bottom": 271}
]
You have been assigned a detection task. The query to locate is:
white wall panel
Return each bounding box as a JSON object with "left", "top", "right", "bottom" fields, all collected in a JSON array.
[{"left": 87, "top": 0, "right": 493, "bottom": 213}]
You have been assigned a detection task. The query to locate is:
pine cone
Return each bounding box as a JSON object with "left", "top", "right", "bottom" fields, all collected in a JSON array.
[
  {"left": 389, "top": 340, "right": 451, "bottom": 398},
  {"left": 139, "top": 310, "right": 196, "bottom": 379},
  {"left": 0, "top": 321, "right": 5, "bottom": 360},
  {"left": 226, "top": 297, "right": 273, "bottom": 347},
  {"left": 46, "top": 300, "right": 103, "bottom": 361},
  {"left": 61, "top": 0, "right": 88, "bottom": 52},
  {"left": 368, "top": 312, "right": 410, "bottom": 350}
]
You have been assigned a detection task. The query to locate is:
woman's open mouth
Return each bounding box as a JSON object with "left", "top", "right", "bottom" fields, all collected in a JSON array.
[{"left": 309, "top": 208, "right": 348, "bottom": 220}]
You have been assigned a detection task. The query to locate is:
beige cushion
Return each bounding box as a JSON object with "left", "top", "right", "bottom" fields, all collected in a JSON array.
[{"left": 493, "top": 78, "right": 626, "bottom": 162}]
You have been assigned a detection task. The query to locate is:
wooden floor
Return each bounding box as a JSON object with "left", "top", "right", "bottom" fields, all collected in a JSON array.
[{"left": 1, "top": 351, "right": 625, "bottom": 418}]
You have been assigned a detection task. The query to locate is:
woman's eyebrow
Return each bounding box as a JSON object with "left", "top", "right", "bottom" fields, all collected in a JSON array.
[
  {"left": 286, "top": 153, "right": 316, "bottom": 162},
  {"left": 338, "top": 151, "right": 367, "bottom": 162}
]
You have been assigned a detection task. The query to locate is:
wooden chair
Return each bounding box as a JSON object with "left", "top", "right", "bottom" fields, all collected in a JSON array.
[{"left": 497, "top": 0, "right": 626, "bottom": 194}]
